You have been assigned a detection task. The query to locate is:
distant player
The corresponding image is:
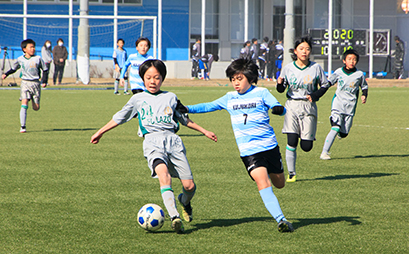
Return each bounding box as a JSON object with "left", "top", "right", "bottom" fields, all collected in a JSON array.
[
  {"left": 258, "top": 37, "right": 269, "bottom": 79},
  {"left": 91, "top": 59, "right": 217, "bottom": 234},
  {"left": 320, "top": 49, "right": 368, "bottom": 160},
  {"left": 180, "top": 58, "right": 294, "bottom": 233},
  {"left": 1, "top": 39, "right": 48, "bottom": 133},
  {"left": 276, "top": 36, "right": 330, "bottom": 182},
  {"left": 120, "top": 37, "right": 153, "bottom": 95},
  {"left": 191, "top": 38, "right": 201, "bottom": 79},
  {"left": 250, "top": 38, "right": 259, "bottom": 65},
  {"left": 239, "top": 40, "right": 251, "bottom": 60},
  {"left": 112, "top": 38, "right": 128, "bottom": 95}
]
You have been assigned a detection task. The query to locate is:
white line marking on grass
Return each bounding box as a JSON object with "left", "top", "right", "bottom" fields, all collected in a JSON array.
[{"left": 318, "top": 121, "right": 409, "bottom": 130}]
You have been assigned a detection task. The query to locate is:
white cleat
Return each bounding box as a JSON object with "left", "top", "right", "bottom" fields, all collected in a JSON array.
[{"left": 320, "top": 152, "right": 331, "bottom": 160}]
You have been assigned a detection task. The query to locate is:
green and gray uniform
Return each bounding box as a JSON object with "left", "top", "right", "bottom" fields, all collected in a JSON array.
[
  {"left": 328, "top": 67, "right": 368, "bottom": 134},
  {"left": 112, "top": 90, "right": 192, "bottom": 179},
  {"left": 4, "top": 55, "right": 48, "bottom": 103},
  {"left": 279, "top": 61, "right": 330, "bottom": 140}
]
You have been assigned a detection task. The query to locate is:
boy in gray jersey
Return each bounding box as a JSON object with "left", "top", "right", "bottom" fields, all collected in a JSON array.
[
  {"left": 320, "top": 49, "right": 368, "bottom": 160},
  {"left": 91, "top": 59, "right": 217, "bottom": 234},
  {"left": 1, "top": 39, "right": 48, "bottom": 133}
]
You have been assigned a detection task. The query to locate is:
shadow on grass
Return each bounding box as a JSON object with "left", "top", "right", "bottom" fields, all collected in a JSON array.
[
  {"left": 186, "top": 217, "right": 272, "bottom": 233},
  {"left": 290, "top": 216, "right": 361, "bottom": 229},
  {"left": 333, "top": 154, "right": 409, "bottom": 159},
  {"left": 43, "top": 128, "right": 99, "bottom": 132},
  {"left": 297, "top": 172, "right": 399, "bottom": 182}
]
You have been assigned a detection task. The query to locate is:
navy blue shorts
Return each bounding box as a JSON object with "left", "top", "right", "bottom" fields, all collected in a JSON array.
[{"left": 240, "top": 146, "right": 284, "bottom": 180}]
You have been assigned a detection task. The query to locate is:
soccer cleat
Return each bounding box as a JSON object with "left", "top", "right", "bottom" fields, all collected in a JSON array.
[
  {"left": 114, "top": 92, "right": 120, "bottom": 95},
  {"left": 171, "top": 216, "right": 185, "bottom": 234},
  {"left": 178, "top": 193, "right": 193, "bottom": 222},
  {"left": 320, "top": 152, "right": 331, "bottom": 160},
  {"left": 20, "top": 127, "right": 26, "bottom": 133},
  {"left": 277, "top": 219, "right": 294, "bottom": 233},
  {"left": 124, "top": 92, "right": 130, "bottom": 95},
  {"left": 286, "top": 174, "right": 296, "bottom": 183}
]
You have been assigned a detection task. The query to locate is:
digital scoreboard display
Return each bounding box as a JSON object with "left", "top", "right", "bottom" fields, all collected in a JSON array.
[{"left": 309, "top": 29, "right": 367, "bottom": 56}]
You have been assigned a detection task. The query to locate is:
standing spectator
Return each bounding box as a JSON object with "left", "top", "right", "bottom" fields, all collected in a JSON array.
[
  {"left": 191, "top": 38, "right": 201, "bottom": 79},
  {"left": 250, "top": 38, "right": 259, "bottom": 65},
  {"left": 275, "top": 40, "right": 284, "bottom": 79},
  {"left": 112, "top": 38, "right": 128, "bottom": 95},
  {"left": 41, "top": 40, "right": 52, "bottom": 85},
  {"left": 200, "top": 53, "right": 219, "bottom": 80},
  {"left": 239, "top": 41, "right": 251, "bottom": 60},
  {"left": 52, "top": 38, "right": 68, "bottom": 85},
  {"left": 258, "top": 37, "right": 269, "bottom": 79},
  {"left": 393, "top": 36, "right": 405, "bottom": 79},
  {"left": 266, "top": 40, "right": 277, "bottom": 81}
]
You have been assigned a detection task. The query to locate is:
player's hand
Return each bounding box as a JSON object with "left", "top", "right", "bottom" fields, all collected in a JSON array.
[
  {"left": 361, "top": 95, "right": 366, "bottom": 104},
  {"left": 276, "top": 77, "right": 284, "bottom": 85},
  {"left": 119, "top": 79, "right": 125, "bottom": 87},
  {"left": 204, "top": 131, "right": 217, "bottom": 142},
  {"left": 115, "top": 65, "right": 120, "bottom": 72},
  {"left": 306, "top": 95, "right": 313, "bottom": 102},
  {"left": 90, "top": 133, "right": 103, "bottom": 144},
  {"left": 41, "top": 83, "right": 47, "bottom": 88}
]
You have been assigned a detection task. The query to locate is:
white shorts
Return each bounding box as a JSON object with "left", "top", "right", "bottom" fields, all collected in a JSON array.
[
  {"left": 20, "top": 80, "right": 41, "bottom": 104},
  {"left": 330, "top": 110, "right": 354, "bottom": 134},
  {"left": 143, "top": 131, "right": 193, "bottom": 180},
  {"left": 282, "top": 99, "right": 317, "bottom": 141},
  {"left": 113, "top": 68, "right": 128, "bottom": 80}
]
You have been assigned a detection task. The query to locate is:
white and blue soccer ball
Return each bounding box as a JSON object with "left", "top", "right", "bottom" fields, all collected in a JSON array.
[{"left": 137, "top": 203, "right": 165, "bottom": 231}]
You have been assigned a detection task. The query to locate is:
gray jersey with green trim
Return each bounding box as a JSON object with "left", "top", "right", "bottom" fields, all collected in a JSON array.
[
  {"left": 112, "top": 91, "right": 188, "bottom": 136},
  {"left": 11, "top": 55, "right": 47, "bottom": 81},
  {"left": 328, "top": 67, "right": 368, "bottom": 116},
  {"left": 280, "top": 61, "right": 329, "bottom": 100}
]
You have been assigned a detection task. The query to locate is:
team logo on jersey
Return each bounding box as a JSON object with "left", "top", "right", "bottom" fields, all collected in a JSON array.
[
  {"left": 303, "top": 75, "right": 313, "bottom": 85},
  {"left": 164, "top": 106, "right": 172, "bottom": 115}
]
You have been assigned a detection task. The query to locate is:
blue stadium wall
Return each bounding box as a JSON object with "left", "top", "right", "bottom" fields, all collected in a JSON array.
[{"left": 0, "top": 1, "right": 189, "bottom": 61}]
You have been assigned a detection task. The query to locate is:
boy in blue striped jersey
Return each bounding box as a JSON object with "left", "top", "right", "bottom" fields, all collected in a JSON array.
[
  {"left": 120, "top": 37, "right": 153, "bottom": 95},
  {"left": 180, "top": 58, "right": 294, "bottom": 233},
  {"left": 112, "top": 38, "right": 128, "bottom": 95}
]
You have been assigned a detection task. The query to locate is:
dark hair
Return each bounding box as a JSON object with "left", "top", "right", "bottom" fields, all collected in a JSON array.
[
  {"left": 291, "top": 35, "right": 313, "bottom": 60},
  {"left": 263, "top": 37, "right": 269, "bottom": 43},
  {"left": 394, "top": 36, "right": 400, "bottom": 41},
  {"left": 251, "top": 38, "right": 258, "bottom": 43},
  {"left": 21, "top": 39, "right": 35, "bottom": 51},
  {"left": 135, "top": 37, "right": 151, "bottom": 49},
  {"left": 57, "top": 38, "right": 64, "bottom": 44},
  {"left": 225, "top": 58, "right": 259, "bottom": 84},
  {"left": 243, "top": 40, "right": 251, "bottom": 47},
  {"left": 43, "top": 40, "right": 51, "bottom": 48},
  {"left": 139, "top": 59, "right": 167, "bottom": 82},
  {"left": 213, "top": 54, "right": 219, "bottom": 62},
  {"left": 117, "top": 38, "right": 125, "bottom": 44},
  {"left": 342, "top": 49, "right": 360, "bottom": 62}
]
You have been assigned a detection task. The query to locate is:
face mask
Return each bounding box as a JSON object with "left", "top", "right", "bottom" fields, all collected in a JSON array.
[
  {"left": 58, "top": 42, "right": 63, "bottom": 46},
  {"left": 46, "top": 43, "right": 51, "bottom": 48}
]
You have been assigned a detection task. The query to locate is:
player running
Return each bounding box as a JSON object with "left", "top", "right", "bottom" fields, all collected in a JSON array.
[
  {"left": 91, "top": 59, "right": 217, "bottom": 234},
  {"left": 276, "top": 35, "right": 330, "bottom": 182},
  {"left": 179, "top": 58, "right": 294, "bottom": 233},
  {"left": 320, "top": 49, "right": 368, "bottom": 160}
]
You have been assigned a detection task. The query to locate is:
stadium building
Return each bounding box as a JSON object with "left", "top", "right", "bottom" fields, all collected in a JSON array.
[{"left": 0, "top": 0, "right": 408, "bottom": 79}]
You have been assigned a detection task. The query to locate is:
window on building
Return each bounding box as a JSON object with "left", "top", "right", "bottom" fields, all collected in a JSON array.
[
  {"left": 230, "top": 0, "right": 261, "bottom": 41},
  {"left": 190, "top": 0, "right": 219, "bottom": 40}
]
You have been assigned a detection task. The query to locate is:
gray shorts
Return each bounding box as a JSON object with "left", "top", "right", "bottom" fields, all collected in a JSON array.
[
  {"left": 330, "top": 110, "right": 354, "bottom": 134},
  {"left": 20, "top": 80, "right": 41, "bottom": 104},
  {"left": 113, "top": 69, "right": 128, "bottom": 80},
  {"left": 282, "top": 99, "right": 317, "bottom": 140},
  {"left": 143, "top": 131, "right": 193, "bottom": 180}
]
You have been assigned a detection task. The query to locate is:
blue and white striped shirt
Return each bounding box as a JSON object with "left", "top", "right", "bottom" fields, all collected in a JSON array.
[
  {"left": 120, "top": 52, "right": 153, "bottom": 90},
  {"left": 187, "top": 86, "right": 284, "bottom": 157}
]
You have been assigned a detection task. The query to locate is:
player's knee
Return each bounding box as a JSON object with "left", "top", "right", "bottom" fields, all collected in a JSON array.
[
  {"left": 182, "top": 181, "right": 196, "bottom": 192},
  {"left": 339, "top": 132, "right": 348, "bottom": 138},
  {"left": 287, "top": 133, "right": 299, "bottom": 148},
  {"left": 300, "top": 140, "right": 313, "bottom": 152}
]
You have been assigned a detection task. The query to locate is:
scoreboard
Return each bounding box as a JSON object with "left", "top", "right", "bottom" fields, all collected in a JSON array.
[{"left": 309, "top": 29, "right": 390, "bottom": 56}]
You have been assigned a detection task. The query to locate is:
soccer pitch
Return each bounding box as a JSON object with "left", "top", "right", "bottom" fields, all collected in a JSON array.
[{"left": 0, "top": 85, "right": 408, "bottom": 253}]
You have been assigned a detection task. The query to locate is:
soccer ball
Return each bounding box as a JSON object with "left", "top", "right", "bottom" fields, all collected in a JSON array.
[{"left": 137, "top": 203, "right": 165, "bottom": 231}]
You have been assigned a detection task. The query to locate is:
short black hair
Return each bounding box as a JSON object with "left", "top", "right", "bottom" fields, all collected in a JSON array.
[
  {"left": 225, "top": 58, "right": 259, "bottom": 84},
  {"left": 291, "top": 35, "right": 313, "bottom": 60},
  {"left": 139, "top": 59, "right": 167, "bottom": 82},
  {"left": 252, "top": 38, "right": 258, "bottom": 43},
  {"left": 57, "top": 38, "right": 64, "bottom": 44},
  {"left": 117, "top": 38, "right": 125, "bottom": 44},
  {"left": 21, "top": 39, "right": 35, "bottom": 51},
  {"left": 243, "top": 40, "right": 251, "bottom": 47},
  {"left": 135, "top": 37, "right": 151, "bottom": 49},
  {"left": 263, "top": 37, "right": 269, "bottom": 42},
  {"left": 342, "top": 49, "right": 360, "bottom": 62}
]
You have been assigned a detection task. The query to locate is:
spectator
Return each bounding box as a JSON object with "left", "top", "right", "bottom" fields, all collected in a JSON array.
[
  {"left": 52, "top": 38, "right": 68, "bottom": 85},
  {"left": 41, "top": 40, "right": 52, "bottom": 85},
  {"left": 191, "top": 38, "right": 201, "bottom": 79},
  {"left": 393, "top": 35, "right": 405, "bottom": 79}
]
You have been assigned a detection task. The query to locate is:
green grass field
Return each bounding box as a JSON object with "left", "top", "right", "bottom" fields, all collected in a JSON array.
[{"left": 1, "top": 85, "right": 408, "bottom": 253}]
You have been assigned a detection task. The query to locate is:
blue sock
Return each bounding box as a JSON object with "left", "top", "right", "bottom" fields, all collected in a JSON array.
[{"left": 259, "top": 187, "right": 285, "bottom": 223}]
